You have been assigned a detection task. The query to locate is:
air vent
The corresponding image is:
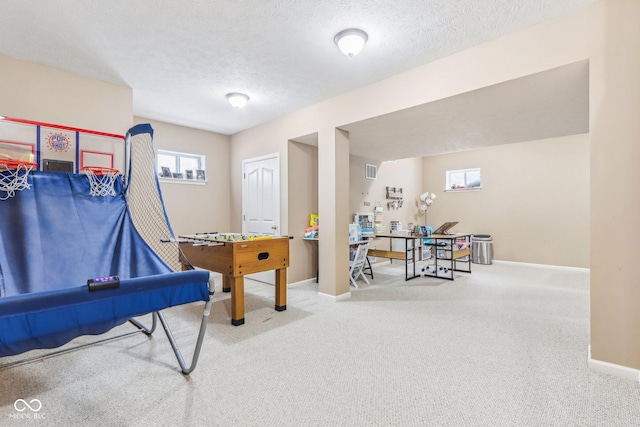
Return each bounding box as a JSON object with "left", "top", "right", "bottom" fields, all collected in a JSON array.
[{"left": 365, "top": 164, "right": 377, "bottom": 180}]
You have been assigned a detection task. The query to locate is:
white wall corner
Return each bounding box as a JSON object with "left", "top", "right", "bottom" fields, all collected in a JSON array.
[
  {"left": 588, "top": 345, "right": 640, "bottom": 383},
  {"left": 318, "top": 291, "right": 351, "bottom": 302}
]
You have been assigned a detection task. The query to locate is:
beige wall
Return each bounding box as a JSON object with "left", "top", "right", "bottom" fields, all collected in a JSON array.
[
  {"left": 316, "top": 128, "right": 351, "bottom": 297},
  {"left": 0, "top": 54, "right": 132, "bottom": 134},
  {"left": 288, "top": 141, "right": 318, "bottom": 283},
  {"left": 133, "top": 117, "right": 231, "bottom": 236},
  {"left": 423, "top": 134, "right": 590, "bottom": 268},
  {"left": 231, "top": 5, "right": 591, "bottom": 293},
  {"left": 350, "top": 135, "right": 591, "bottom": 270},
  {"left": 589, "top": 0, "right": 640, "bottom": 370},
  {"left": 350, "top": 157, "right": 424, "bottom": 230}
]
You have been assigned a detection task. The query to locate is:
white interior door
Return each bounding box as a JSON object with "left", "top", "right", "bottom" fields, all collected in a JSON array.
[
  {"left": 243, "top": 154, "right": 280, "bottom": 235},
  {"left": 242, "top": 153, "right": 280, "bottom": 284}
]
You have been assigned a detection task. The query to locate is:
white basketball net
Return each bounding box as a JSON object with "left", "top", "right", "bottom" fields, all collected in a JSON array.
[
  {"left": 0, "top": 161, "right": 36, "bottom": 201},
  {"left": 84, "top": 167, "right": 120, "bottom": 197}
]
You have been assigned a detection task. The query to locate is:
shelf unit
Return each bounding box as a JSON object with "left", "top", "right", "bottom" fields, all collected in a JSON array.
[
  {"left": 373, "top": 210, "right": 386, "bottom": 234},
  {"left": 422, "top": 234, "right": 472, "bottom": 281}
]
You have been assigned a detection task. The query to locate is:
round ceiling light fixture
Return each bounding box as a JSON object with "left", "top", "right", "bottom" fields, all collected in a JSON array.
[
  {"left": 226, "top": 92, "right": 250, "bottom": 109},
  {"left": 334, "top": 28, "right": 368, "bottom": 57}
]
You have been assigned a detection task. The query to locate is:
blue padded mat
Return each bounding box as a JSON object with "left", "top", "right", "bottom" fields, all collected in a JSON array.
[{"left": 0, "top": 270, "right": 210, "bottom": 357}]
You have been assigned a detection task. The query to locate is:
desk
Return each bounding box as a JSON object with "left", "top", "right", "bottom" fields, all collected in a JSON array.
[
  {"left": 422, "top": 233, "right": 472, "bottom": 280},
  {"left": 179, "top": 235, "right": 289, "bottom": 326},
  {"left": 368, "top": 233, "right": 422, "bottom": 281}
]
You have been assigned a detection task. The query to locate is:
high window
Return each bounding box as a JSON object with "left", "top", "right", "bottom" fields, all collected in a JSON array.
[
  {"left": 157, "top": 150, "right": 206, "bottom": 182},
  {"left": 446, "top": 168, "right": 481, "bottom": 191}
]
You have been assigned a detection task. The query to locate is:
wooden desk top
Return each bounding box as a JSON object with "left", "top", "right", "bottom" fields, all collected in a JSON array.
[
  {"left": 373, "top": 232, "right": 472, "bottom": 239},
  {"left": 373, "top": 233, "right": 422, "bottom": 240},
  {"left": 428, "top": 233, "right": 472, "bottom": 239}
]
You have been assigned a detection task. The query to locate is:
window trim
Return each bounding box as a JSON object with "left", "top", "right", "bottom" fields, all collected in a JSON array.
[
  {"left": 445, "top": 168, "right": 481, "bottom": 192},
  {"left": 157, "top": 149, "right": 207, "bottom": 184}
]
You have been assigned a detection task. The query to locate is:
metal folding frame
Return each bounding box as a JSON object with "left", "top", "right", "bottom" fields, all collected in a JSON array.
[{"left": 1, "top": 282, "right": 213, "bottom": 375}]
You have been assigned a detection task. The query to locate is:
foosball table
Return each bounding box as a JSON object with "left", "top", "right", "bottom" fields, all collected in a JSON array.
[{"left": 179, "top": 233, "right": 290, "bottom": 326}]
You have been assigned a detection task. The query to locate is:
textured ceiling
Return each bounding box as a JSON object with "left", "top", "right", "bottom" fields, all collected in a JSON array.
[
  {"left": 340, "top": 60, "right": 589, "bottom": 161},
  {"left": 0, "top": 0, "right": 596, "bottom": 138}
]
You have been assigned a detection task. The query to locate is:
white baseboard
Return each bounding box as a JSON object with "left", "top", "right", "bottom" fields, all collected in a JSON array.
[
  {"left": 318, "top": 291, "right": 351, "bottom": 302},
  {"left": 288, "top": 277, "right": 352, "bottom": 301},
  {"left": 288, "top": 278, "right": 317, "bottom": 287},
  {"left": 492, "top": 259, "right": 590, "bottom": 273},
  {"left": 588, "top": 345, "right": 640, "bottom": 382}
]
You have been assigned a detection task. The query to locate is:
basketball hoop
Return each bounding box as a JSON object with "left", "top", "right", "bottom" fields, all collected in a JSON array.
[
  {"left": 83, "top": 166, "right": 121, "bottom": 197},
  {"left": 0, "top": 160, "right": 37, "bottom": 200}
]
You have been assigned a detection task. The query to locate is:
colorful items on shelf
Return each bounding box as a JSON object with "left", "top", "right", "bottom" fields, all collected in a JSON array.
[
  {"left": 304, "top": 225, "right": 319, "bottom": 239},
  {"left": 349, "top": 223, "right": 362, "bottom": 242},
  {"left": 305, "top": 213, "right": 319, "bottom": 238}
]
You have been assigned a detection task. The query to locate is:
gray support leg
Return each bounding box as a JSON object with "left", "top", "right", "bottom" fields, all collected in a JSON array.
[
  {"left": 157, "top": 299, "right": 212, "bottom": 375},
  {"left": 129, "top": 312, "right": 157, "bottom": 335}
]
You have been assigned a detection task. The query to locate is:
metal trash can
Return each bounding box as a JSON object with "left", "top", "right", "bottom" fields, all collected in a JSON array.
[{"left": 471, "top": 235, "right": 493, "bottom": 264}]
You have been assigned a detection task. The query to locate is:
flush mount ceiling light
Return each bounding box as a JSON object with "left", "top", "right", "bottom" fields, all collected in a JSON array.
[
  {"left": 334, "top": 28, "right": 368, "bottom": 57},
  {"left": 225, "top": 92, "right": 249, "bottom": 109}
]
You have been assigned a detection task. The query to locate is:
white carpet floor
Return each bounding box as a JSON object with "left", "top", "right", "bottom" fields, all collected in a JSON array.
[{"left": 1, "top": 262, "right": 639, "bottom": 426}]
